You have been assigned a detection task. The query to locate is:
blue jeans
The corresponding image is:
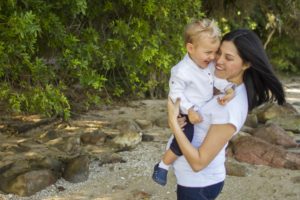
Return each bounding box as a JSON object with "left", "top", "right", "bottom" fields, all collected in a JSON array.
[{"left": 177, "top": 181, "right": 224, "bottom": 200}]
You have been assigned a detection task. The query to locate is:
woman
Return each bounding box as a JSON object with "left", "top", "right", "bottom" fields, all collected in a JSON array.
[{"left": 167, "top": 29, "right": 285, "bottom": 200}]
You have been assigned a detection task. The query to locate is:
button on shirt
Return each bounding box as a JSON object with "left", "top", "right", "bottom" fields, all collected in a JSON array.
[{"left": 169, "top": 54, "right": 229, "bottom": 114}]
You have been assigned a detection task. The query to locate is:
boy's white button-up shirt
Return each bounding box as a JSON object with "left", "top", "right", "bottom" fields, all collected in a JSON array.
[{"left": 169, "top": 54, "right": 229, "bottom": 114}]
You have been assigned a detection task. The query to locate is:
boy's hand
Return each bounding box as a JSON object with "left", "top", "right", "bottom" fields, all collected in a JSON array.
[
  {"left": 188, "top": 108, "right": 203, "bottom": 124},
  {"left": 217, "top": 88, "right": 235, "bottom": 105}
]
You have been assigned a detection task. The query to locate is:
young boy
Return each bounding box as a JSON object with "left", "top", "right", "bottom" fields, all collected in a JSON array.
[{"left": 152, "top": 19, "right": 235, "bottom": 186}]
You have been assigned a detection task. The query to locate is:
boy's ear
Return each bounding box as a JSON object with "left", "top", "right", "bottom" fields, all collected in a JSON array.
[{"left": 186, "top": 43, "right": 194, "bottom": 54}]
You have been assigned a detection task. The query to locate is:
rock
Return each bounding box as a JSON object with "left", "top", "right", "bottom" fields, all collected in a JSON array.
[
  {"left": 39, "top": 130, "right": 60, "bottom": 142},
  {"left": 114, "top": 119, "right": 141, "bottom": 133},
  {"left": 252, "top": 123, "right": 298, "bottom": 148},
  {"left": 135, "top": 119, "right": 152, "bottom": 129},
  {"left": 142, "top": 134, "right": 154, "bottom": 142},
  {"left": 232, "top": 135, "right": 300, "bottom": 169},
  {"left": 6, "top": 117, "right": 58, "bottom": 134},
  {"left": 80, "top": 130, "right": 107, "bottom": 145},
  {"left": 0, "top": 141, "right": 65, "bottom": 182},
  {"left": 266, "top": 114, "right": 300, "bottom": 133},
  {"left": 230, "top": 131, "right": 252, "bottom": 143},
  {"left": 111, "top": 132, "right": 142, "bottom": 151},
  {"left": 63, "top": 155, "right": 89, "bottom": 183},
  {"left": 0, "top": 169, "right": 57, "bottom": 196},
  {"left": 102, "top": 128, "right": 121, "bottom": 138},
  {"left": 240, "top": 125, "right": 255, "bottom": 134},
  {"left": 225, "top": 145, "right": 234, "bottom": 158},
  {"left": 98, "top": 153, "right": 125, "bottom": 166},
  {"left": 225, "top": 158, "right": 250, "bottom": 177},
  {"left": 244, "top": 113, "right": 258, "bottom": 128},
  {"left": 254, "top": 103, "right": 298, "bottom": 123},
  {"left": 46, "top": 136, "right": 81, "bottom": 154},
  {"left": 154, "top": 114, "right": 168, "bottom": 128}
]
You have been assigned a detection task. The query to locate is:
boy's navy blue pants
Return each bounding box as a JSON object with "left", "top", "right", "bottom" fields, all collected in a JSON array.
[{"left": 170, "top": 114, "right": 194, "bottom": 156}]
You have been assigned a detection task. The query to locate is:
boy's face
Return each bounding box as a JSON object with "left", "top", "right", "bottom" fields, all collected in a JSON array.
[{"left": 187, "top": 36, "right": 220, "bottom": 69}]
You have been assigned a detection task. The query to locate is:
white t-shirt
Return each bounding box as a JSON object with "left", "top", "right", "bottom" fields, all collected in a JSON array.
[
  {"left": 169, "top": 54, "right": 231, "bottom": 114},
  {"left": 168, "top": 83, "right": 248, "bottom": 187}
]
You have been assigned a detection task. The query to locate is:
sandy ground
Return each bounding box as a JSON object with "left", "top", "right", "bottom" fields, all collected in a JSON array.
[
  {"left": 0, "top": 139, "right": 299, "bottom": 200},
  {"left": 0, "top": 75, "right": 300, "bottom": 200}
]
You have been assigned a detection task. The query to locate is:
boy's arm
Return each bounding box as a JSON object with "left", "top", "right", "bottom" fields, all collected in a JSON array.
[
  {"left": 214, "top": 76, "right": 236, "bottom": 105},
  {"left": 188, "top": 107, "right": 203, "bottom": 124},
  {"left": 218, "top": 85, "right": 235, "bottom": 105}
]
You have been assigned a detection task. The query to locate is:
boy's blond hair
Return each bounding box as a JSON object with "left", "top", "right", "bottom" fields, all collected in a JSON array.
[{"left": 184, "top": 19, "right": 220, "bottom": 46}]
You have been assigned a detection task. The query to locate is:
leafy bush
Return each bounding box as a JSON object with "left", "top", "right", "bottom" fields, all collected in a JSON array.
[{"left": 0, "top": 0, "right": 299, "bottom": 118}]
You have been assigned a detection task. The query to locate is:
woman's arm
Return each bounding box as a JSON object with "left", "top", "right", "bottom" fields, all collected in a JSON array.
[{"left": 168, "top": 98, "right": 236, "bottom": 172}]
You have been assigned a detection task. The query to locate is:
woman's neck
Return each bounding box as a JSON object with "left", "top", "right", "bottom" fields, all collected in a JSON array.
[{"left": 228, "top": 76, "right": 243, "bottom": 86}]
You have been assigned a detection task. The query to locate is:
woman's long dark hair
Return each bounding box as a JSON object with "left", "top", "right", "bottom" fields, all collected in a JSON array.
[{"left": 222, "top": 29, "right": 286, "bottom": 111}]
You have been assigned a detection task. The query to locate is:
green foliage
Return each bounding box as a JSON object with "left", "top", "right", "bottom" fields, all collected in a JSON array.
[
  {"left": 93, "top": 0, "right": 204, "bottom": 98},
  {"left": 0, "top": 0, "right": 299, "bottom": 119},
  {"left": 203, "top": 0, "right": 300, "bottom": 72}
]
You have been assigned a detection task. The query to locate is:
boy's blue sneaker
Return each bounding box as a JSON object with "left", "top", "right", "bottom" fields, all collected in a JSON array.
[{"left": 152, "top": 163, "right": 168, "bottom": 186}]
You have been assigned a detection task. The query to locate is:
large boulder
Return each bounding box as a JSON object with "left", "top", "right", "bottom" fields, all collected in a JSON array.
[
  {"left": 266, "top": 115, "right": 300, "bottom": 133},
  {"left": 254, "top": 103, "right": 298, "bottom": 123},
  {"left": 111, "top": 131, "right": 142, "bottom": 151},
  {"left": 232, "top": 135, "right": 300, "bottom": 170},
  {"left": 0, "top": 170, "right": 57, "bottom": 196},
  {"left": 63, "top": 155, "right": 90, "bottom": 183},
  {"left": 252, "top": 123, "right": 298, "bottom": 148}
]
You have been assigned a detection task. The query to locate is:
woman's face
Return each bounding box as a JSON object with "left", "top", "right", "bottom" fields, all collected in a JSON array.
[{"left": 215, "top": 41, "right": 248, "bottom": 84}]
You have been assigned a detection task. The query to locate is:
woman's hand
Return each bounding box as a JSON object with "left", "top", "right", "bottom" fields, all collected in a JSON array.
[
  {"left": 177, "top": 115, "right": 187, "bottom": 129},
  {"left": 168, "top": 97, "right": 182, "bottom": 131}
]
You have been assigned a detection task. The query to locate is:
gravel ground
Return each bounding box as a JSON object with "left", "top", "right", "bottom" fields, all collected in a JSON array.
[{"left": 1, "top": 140, "right": 299, "bottom": 200}]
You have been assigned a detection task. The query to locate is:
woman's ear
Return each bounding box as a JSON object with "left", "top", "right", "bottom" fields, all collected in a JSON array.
[
  {"left": 243, "top": 62, "right": 250, "bottom": 70},
  {"left": 186, "top": 43, "right": 194, "bottom": 54}
]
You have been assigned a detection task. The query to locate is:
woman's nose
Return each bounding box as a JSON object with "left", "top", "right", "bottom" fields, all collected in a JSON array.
[{"left": 216, "top": 56, "right": 221, "bottom": 63}]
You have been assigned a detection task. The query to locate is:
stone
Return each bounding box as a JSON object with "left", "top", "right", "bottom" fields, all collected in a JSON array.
[
  {"left": 0, "top": 169, "right": 57, "bottom": 196},
  {"left": 63, "top": 155, "right": 89, "bottom": 183},
  {"left": 252, "top": 123, "right": 298, "bottom": 148},
  {"left": 255, "top": 103, "right": 298, "bottom": 123},
  {"left": 225, "top": 158, "right": 250, "bottom": 177},
  {"left": 232, "top": 135, "right": 300, "bottom": 170},
  {"left": 142, "top": 133, "right": 154, "bottom": 142},
  {"left": 230, "top": 131, "right": 252, "bottom": 143},
  {"left": 135, "top": 119, "right": 152, "bottom": 129},
  {"left": 154, "top": 114, "right": 168, "bottom": 128},
  {"left": 114, "top": 119, "right": 141, "bottom": 133},
  {"left": 244, "top": 113, "right": 258, "bottom": 128},
  {"left": 46, "top": 136, "right": 81, "bottom": 154},
  {"left": 266, "top": 114, "right": 300, "bottom": 133},
  {"left": 98, "top": 153, "right": 125, "bottom": 166},
  {"left": 240, "top": 125, "right": 255, "bottom": 134},
  {"left": 111, "top": 131, "right": 142, "bottom": 151},
  {"left": 80, "top": 130, "right": 107, "bottom": 145}
]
